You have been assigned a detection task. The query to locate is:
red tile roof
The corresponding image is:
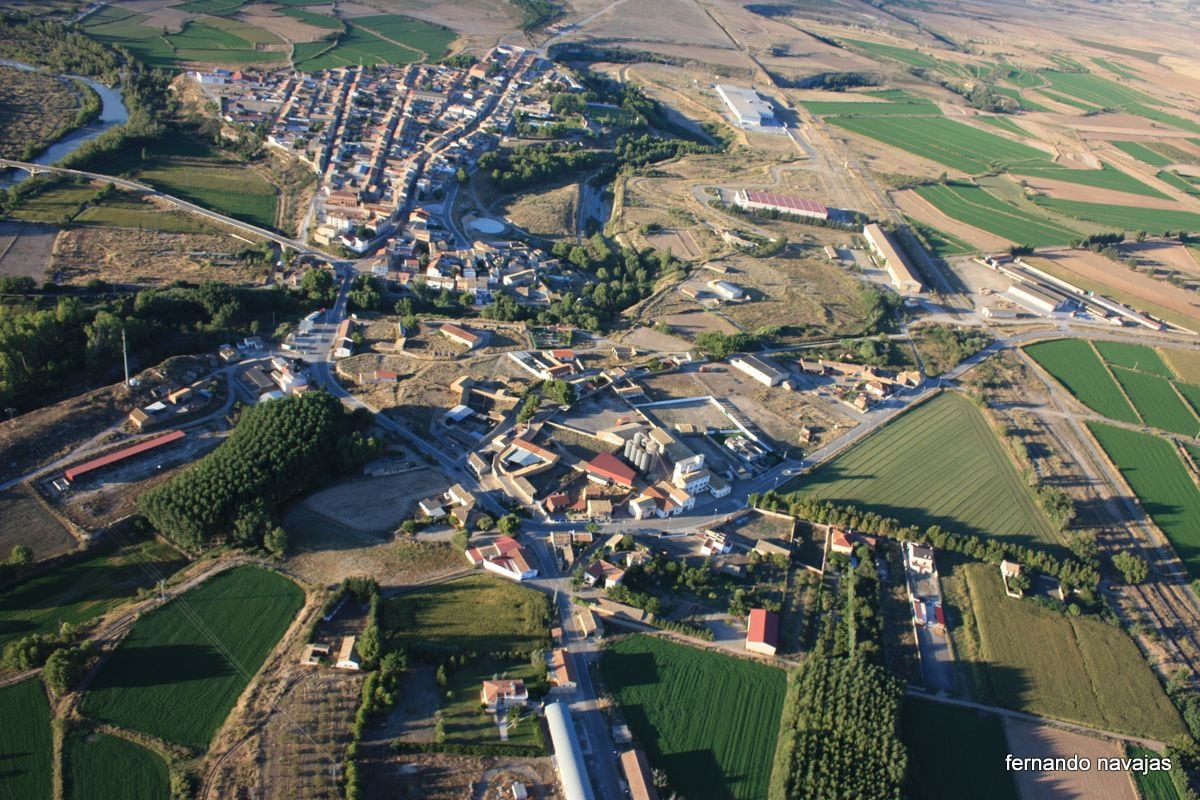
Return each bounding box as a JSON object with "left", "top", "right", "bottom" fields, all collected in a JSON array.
[
  {"left": 585, "top": 452, "right": 636, "bottom": 488},
  {"left": 747, "top": 608, "right": 780, "bottom": 648},
  {"left": 744, "top": 190, "right": 827, "bottom": 216},
  {"left": 65, "top": 430, "right": 185, "bottom": 483}
]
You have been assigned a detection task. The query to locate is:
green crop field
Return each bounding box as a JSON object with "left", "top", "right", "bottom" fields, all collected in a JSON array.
[
  {"left": 990, "top": 85, "right": 1050, "bottom": 112},
  {"left": 1074, "top": 39, "right": 1160, "bottom": 64},
  {"left": 350, "top": 14, "right": 455, "bottom": 59},
  {"left": 0, "top": 537, "right": 186, "bottom": 650},
  {"left": 601, "top": 635, "right": 785, "bottom": 800},
  {"left": 1094, "top": 340, "right": 1174, "bottom": 377},
  {"left": 1089, "top": 424, "right": 1200, "bottom": 580},
  {"left": 960, "top": 563, "right": 1183, "bottom": 739},
  {"left": 10, "top": 183, "right": 100, "bottom": 223},
  {"left": 904, "top": 216, "right": 975, "bottom": 257},
  {"left": 81, "top": 566, "right": 304, "bottom": 749},
  {"left": 1032, "top": 197, "right": 1200, "bottom": 234},
  {"left": 901, "top": 698, "right": 1018, "bottom": 800},
  {"left": 1036, "top": 89, "right": 1100, "bottom": 112},
  {"left": 277, "top": 6, "right": 342, "bottom": 29},
  {"left": 292, "top": 20, "right": 439, "bottom": 70},
  {"left": 175, "top": 0, "right": 248, "bottom": 13},
  {"left": 382, "top": 573, "right": 550, "bottom": 655},
  {"left": 788, "top": 392, "right": 1061, "bottom": 547},
  {"left": 1026, "top": 340, "right": 1140, "bottom": 423},
  {"left": 1112, "top": 141, "right": 1173, "bottom": 167},
  {"left": 1090, "top": 57, "right": 1139, "bottom": 81},
  {"left": 800, "top": 100, "right": 942, "bottom": 117},
  {"left": 828, "top": 115, "right": 1046, "bottom": 174},
  {"left": 838, "top": 37, "right": 940, "bottom": 68},
  {"left": 1010, "top": 162, "right": 1168, "bottom": 199},
  {"left": 913, "top": 182, "right": 1082, "bottom": 246},
  {"left": 66, "top": 732, "right": 169, "bottom": 800},
  {"left": 1043, "top": 70, "right": 1157, "bottom": 108},
  {"left": 84, "top": 13, "right": 286, "bottom": 69},
  {"left": 0, "top": 679, "right": 52, "bottom": 800},
  {"left": 74, "top": 201, "right": 225, "bottom": 234},
  {"left": 1111, "top": 367, "right": 1200, "bottom": 436},
  {"left": 978, "top": 114, "right": 1030, "bottom": 137},
  {"left": 1127, "top": 746, "right": 1181, "bottom": 800},
  {"left": 1157, "top": 171, "right": 1200, "bottom": 197}
]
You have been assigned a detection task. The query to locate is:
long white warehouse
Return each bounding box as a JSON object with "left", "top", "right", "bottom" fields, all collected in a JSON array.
[
  {"left": 863, "top": 223, "right": 924, "bottom": 295},
  {"left": 545, "top": 701, "right": 596, "bottom": 800}
]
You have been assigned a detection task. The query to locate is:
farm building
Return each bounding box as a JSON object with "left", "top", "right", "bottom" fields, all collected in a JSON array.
[
  {"left": 335, "top": 636, "right": 360, "bottom": 670},
  {"left": 64, "top": 430, "right": 185, "bottom": 483},
  {"left": 1005, "top": 282, "right": 1072, "bottom": 317},
  {"left": 715, "top": 84, "right": 775, "bottom": 127},
  {"left": 707, "top": 280, "right": 745, "bottom": 301},
  {"left": 863, "top": 223, "right": 924, "bottom": 295},
  {"left": 584, "top": 559, "right": 626, "bottom": 589},
  {"left": 442, "top": 323, "right": 482, "bottom": 349},
  {"left": 128, "top": 407, "right": 157, "bottom": 431},
  {"left": 550, "top": 649, "right": 577, "bottom": 690},
  {"left": 1001, "top": 559, "right": 1025, "bottom": 598},
  {"left": 619, "top": 748, "right": 661, "bottom": 800},
  {"left": 480, "top": 678, "right": 528, "bottom": 711},
  {"left": 907, "top": 541, "right": 936, "bottom": 573},
  {"left": 585, "top": 452, "right": 637, "bottom": 489},
  {"left": 300, "top": 643, "right": 330, "bottom": 666},
  {"left": 468, "top": 536, "right": 539, "bottom": 581},
  {"left": 545, "top": 701, "right": 596, "bottom": 800},
  {"left": 576, "top": 608, "right": 601, "bottom": 638},
  {"left": 730, "top": 354, "right": 788, "bottom": 386},
  {"left": 746, "top": 608, "right": 780, "bottom": 656},
  {"left": 734, "top": 189, "right": 829, "bottom": 221}
]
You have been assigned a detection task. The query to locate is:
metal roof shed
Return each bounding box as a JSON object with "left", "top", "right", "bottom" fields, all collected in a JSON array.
[{"left": 545, "top": 702, "right": 596, "bottom": 800}]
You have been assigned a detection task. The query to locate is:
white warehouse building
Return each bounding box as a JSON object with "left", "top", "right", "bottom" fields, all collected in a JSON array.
[
  {"left": 730, "top": 354, "right": 788, "bottom": 387},
  {"left": 863, "top": 223, "right": 924, "bottom": 295},
  {"left": 715, "top": 84, "right": 775, "bottom": 127},
  {"left": 708, "top": 280, "right": 744, "bottom": 301}
]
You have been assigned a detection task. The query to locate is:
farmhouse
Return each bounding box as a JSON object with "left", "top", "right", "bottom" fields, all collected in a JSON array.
[
  {"left": 468, "top": 536, "right": 539, "bottom": 582},
  {"left": 550, "top": 648, "right": 577, "bottom": 690},
  {"left": 584, "top": 559, "right": 626, "bottom": 589},
  {"left": 907, "top": 541, "right": 936, "bottom": 573},
  {"left": 746, "top": 608, "right": 780, "bottom": 656},
  {"left": 863, "top": 223, "right": 924, "bottom": 295},
  {"left": 480, "top": 678, "right": 528, "bottom": 711},
  {"left": 734, "top": 189, "right": 829, "bottom": 221},
  {"left": 441, "top": 323, "right": 482, "bottom": 349},
  {"left": 585, "top": 452, "right": 637, "bottom": 489},
  {"left": 335, "top": 636, "right": 360, "bottom": 670},
  {"left": 730, "top": 354, "right": 788, "bottom": 386},
  {"left": 619, "top": 748, "right": 661, "bottom": 800},
  {"left": 715, "top": 84, "right": 775, "bottom": 127}
]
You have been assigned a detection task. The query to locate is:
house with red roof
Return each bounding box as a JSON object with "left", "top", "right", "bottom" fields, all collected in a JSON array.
[
  {"left": 466, "top": 536, "right": 538, "bottom": 581},
  {"left": 746, "top": 608, "right": 780, "bottom": 656},
  {"left": 584, "top": 452, "right": 636, "bottom": 489}
]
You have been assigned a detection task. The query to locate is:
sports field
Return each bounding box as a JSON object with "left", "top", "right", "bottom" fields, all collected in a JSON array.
[
  {"left": 0, "top": 679, "right": 52, "bottom": 800},
  {"left": 0, "top": 537, "right": 186, "bottom": 650},
  {"left": 901, "top": 698, "right": 1018, "bottom": 800},
  {"left": 601, "top": 635, "right": 785, "bottom": 800},
  {"left": 828, "top": 115, "right": 1046, "bottom": 174},
  {"left": 66, "top": 732, "right": 169, "bottom": 800},
  {"left": 382, "top": 572, "right": 550, "bottom": 656},
  {"left": 790, "top": 392, "right": 1061, "bottom": 546},
  {"left": 961, "top": 563, "right": 1183, "bottom": 739},
  {"left": 913, "top": 181, "right": 1082, "bottom": 246},
  {"left": 1093, "top": 341, "right": 1174, "bottom": 377},
  {"left": 1112, "top": 141, "right": 1173, "bottom": 167},
  {"left": 1025, "top": 340, "right": 1140, "bottom": 423},
  {"left": 1033, "top": 197, "right": 1200, "bottom": 234},
  {"left": 1110, "top": 367, "right": 1200, "bottom": 436},
  {"left": 81, "top": 566, "right": 304, "bottom": 749},
  {"left": 1089, "top": 423, "right": 1200, "bottom": 581}
]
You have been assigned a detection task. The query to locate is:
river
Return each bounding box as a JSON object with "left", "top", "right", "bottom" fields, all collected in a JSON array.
[{"left": 0, "top": 59, "right": 129, "bottom": 185}]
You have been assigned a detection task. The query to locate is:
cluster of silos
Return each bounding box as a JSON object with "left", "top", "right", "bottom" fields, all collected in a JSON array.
[{"left": 622, "top": 430, "right": 657, "bottom": 475}]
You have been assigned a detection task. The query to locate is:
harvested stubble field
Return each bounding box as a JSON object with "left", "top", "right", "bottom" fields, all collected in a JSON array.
[
  {"left": 0, "top": 66, "right": 82, "bottom": 160},
  {"left": 382, "top": 573, "right": 550, "bottom": 657},
  {"left": 1004, "top": 718, "right": 1138, "bottom": 800},
  {"left": 901, "top": 697, "right": 1018, "bottom": 800},
  {"left": 1162, "top": 348, "right": 1200, "bottom": 383},
  {"left": 600, "top": 635, "right": 785, "bottom": 800},
  {"left": 960, "top": 563, "right": 1183, "bottom": 739},
  {"left": 788, "top": 392, "right": 1061, "bottom": 547},
  {"left": 0, "top": 679, "right": 53, "bottom": 800},
  {"left": 0, "top": 486, "right": 76, "bottom": 563},
  {"left": 1024, "top": 340, "right": 1140, "bottom": 423},
  {"left": 0, "top": 536, "right": 185, "bottom": 650},
  {"left": 82, "top": 566, "right": 305, "bottom": 749},
  {"left": 1090, "top": 423, "right": 1200, "bottom": 581},
  {"left": 52, "top": 227, "right": 266, "bottom": 286},
  {"left": 65, "top": 731, "right": 170, "bottom": 800}
]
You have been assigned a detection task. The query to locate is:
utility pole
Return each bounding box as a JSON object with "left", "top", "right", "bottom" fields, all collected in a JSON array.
[{"left": 122, "top": 328, "right": 130, "bottom": 387}]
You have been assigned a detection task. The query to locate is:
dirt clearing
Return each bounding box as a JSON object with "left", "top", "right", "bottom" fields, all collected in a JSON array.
[
  {"left": 296, "top": 470, "right": 453, "bottom": 533},
  {"left": 0, "top": 486, "right": 78, "bottom": 562},
  {"left": 0, "top": 221, "right": 57, "bottom": 282},
  {"left": 1003, "top": 718, "right": 1137, "bottom": 800}
]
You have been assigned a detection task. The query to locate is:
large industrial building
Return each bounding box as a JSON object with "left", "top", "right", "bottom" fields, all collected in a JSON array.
[
  {"left": 862, "top": 223, "right": 924, "bottom": 295},
  {"left": 734, "top": 189, "right": 829, "bottom": 221},
  {"left": 715, "top": 84, "right": 775, "bottom": 127},
  {"left": 545, "top": 702, "right": 595, "bottom": 800}
]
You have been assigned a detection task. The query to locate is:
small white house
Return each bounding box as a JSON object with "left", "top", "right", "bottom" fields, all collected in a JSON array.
[{"left": 335, "top": 636, "right": 360, "bottom": 670}]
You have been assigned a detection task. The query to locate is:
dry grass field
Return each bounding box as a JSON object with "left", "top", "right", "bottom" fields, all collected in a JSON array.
[
  {"left": 51, "top": 227, "right": 267, "bottom": 286},
  {"left": 499, "top": 183, "right": 578, "bottom": 241},
  {"left": 0, "top": 66, "right": 82, "bottom": 159}
]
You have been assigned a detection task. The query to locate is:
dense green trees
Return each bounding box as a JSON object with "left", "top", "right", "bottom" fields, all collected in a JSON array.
[
  {"left": 1112, "top": 551, "right": 1149, "bottom": 585},
  {"left": 478, "top": 142, "right": 605, "bottom": 192},
  {"left": 141, "top": 392, "right": 381, "bottom": 550}
]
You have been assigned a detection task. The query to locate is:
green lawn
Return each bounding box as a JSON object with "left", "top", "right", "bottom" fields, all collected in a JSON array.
[
  {"left": 1093, "top": 340, "right": 1174, "bottom": 377},
  {"left": 1025, "top": 339, "right": 1140, "bottom": 423},
  {"left": 382, "top": 572, "right": 550, "bottom": 656},
  {"left": 828, "top": 115, "right": 1047, "bottom": 174},
  {"left": 601, "top": 635, "right": 785, "bottom": 800},
  {"left": 1010, "top": 161, "right": 1168, "bottom": 199},
  {"left": 1111, "top": 367, "right": 1200, "bottom": 436},
  {"left": 0, "top": 679, "right": 52, "bottom": 800},
  {"left": 1111, "top": 141, "right": 1173, "bottom": 167},
  {"left": 66, "top": 732, "right": 169, "bottom": 800},
  {"left": 787, "top": 392, "right": 1061, "bottom": 547},
  {"left": 901, "top": 697, "right": 1018, "bottom": 800},
  {"left": 961, "top": 563, "right": 1183, "bottom": 739},
  {"left": 1127, "top": 746, "right": 1181, "bottom": 800},
  {"left": 913, "top": 181, "right": 1083, "bottom": 246},
  {"left": 1089, "top": 423, "right": 1200, "bottom": 581},
  {"left": 0, "top": 537, "right": 186, "bottom": 650},
  {"left": 81, "top": 566, "right": 304, "bottom": 749},
  {"left": 1032, "top": 197, "right": 1200, "bottom": 234},
  {"left": 441, "top": 656, "right": 544, "bottom": 749}
]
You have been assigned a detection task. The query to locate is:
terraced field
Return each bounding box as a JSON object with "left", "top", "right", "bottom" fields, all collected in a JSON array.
[
  {"left": 913, "top": 182, "right": 1082, "bottom": 246},
  {"left": 0, "top": 679, "right": 52, "bottom": 800},
  {"left": 1111, "top": 367, "right": 1200, "bottom": 436},
  {"left": 81, "top": 566, "right": 304, "bottom": 749},
  {"left": 1025, "top": 340, "right": 1140, "bottom": 423},
  {"left": 1090, "top": 424, "right": 1200, "bottom": 581},
  {"left": 790, "top": 392, "right": 1060, "bottom": 547},
  {"left": 1033, "top": 198, "right": 1200, "bottom": 233},
  {"left": 828, "top": 116, "right": 1046, "bottom": 174},
  {"left": 961, "top": 563, "right": 1184, "bottom": 739},
  {"left": 601, "top": 635, "right": 785, "bottom": 800}
]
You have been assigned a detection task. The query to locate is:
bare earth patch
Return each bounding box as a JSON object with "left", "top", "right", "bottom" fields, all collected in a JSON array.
[
  {"left": 1003, "top": 718, "right": 1137, "bottom": 800},
  {"left": 0, "top": 221, "right": 58, "bottom": 281},
  {"left": 298, "top": 471, "right": 453, "bottom": 533}
]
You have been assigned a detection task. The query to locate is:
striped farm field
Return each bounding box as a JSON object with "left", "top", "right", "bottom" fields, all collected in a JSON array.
[
  {"left": 601, "top": 635, "right": 785, "bottom": 800},
  {"left": 791, "top": 392, "right": 1060, "bottom": 547},
  {"left": 800, "top": 100, "right": 942, "bottom": 117},
  {"left": 901, "top": 698, "right": 1018, "bottom": 800},
  {"left": 1110, "top": 367, "right": 1200, "bottom": 436},
  {"left": 81, "top": 566, "right": 304, "bottom": 749},
  {"left": 1032, "top": 197, "right": 1200, "bottom": 234},
  {"left": 913, "top": 182, "right": 1082, "bottom": 246},
  {"left": 1009, "top": 161, "right": 1168, "bottom": 199},
  {"left": 1093, "top": 340, "right": 1174, "bottom": 377},
  {"left": 1158, "top": 171, "right": 1200, "bottom": 197},
  {"left": 1088, "top": 423, "right": 1200, "bottom": 580},
  {"left": 1024, "top": 340, "right": 1140, "bottom": 423},
  {"left": 1112, "top": 141, "right": 1173, "bottom": 167},
  {"left": 0, "top": 679, "right": 52, "bottom": 800},
  {"left": 66, "top": 732, "right": 169, "bottom": 800},
  {"left": 827, "top": 115, "right": 1046, "bottom": 174}
]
